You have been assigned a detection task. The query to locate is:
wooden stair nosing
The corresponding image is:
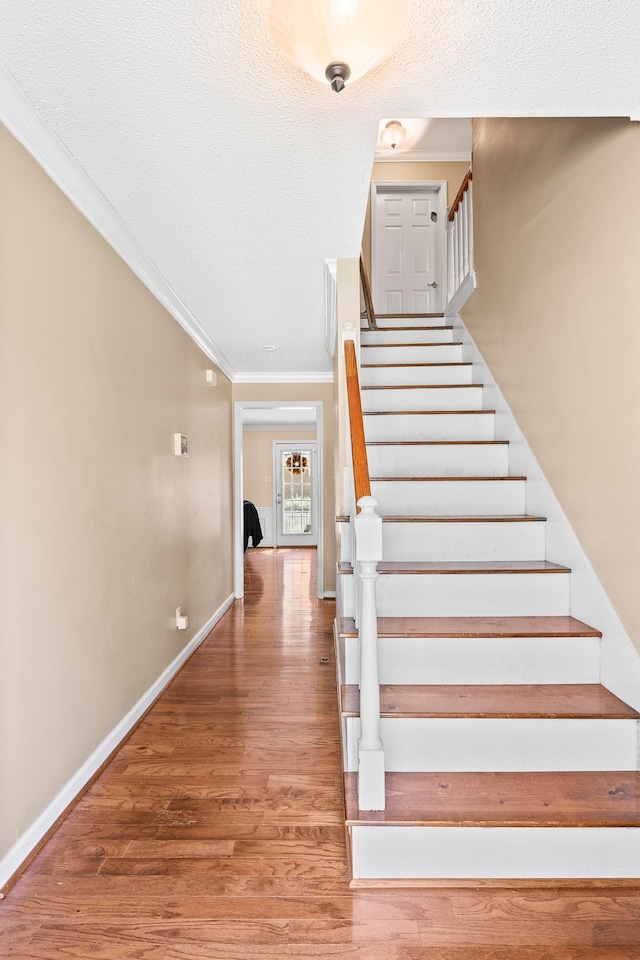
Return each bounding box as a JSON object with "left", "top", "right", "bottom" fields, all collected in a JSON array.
[
  {"left": 338, "top": 615, "right": 602, "bottom": 639},
  {"left": 361, "top": 325, "right": 453, "bottom": 333},
  {"left": 338, "top": 560, "right": 570, "bottom": 575},
  {"left": 361, "top": 361, "right": 472, "bottom": 369},
  {"left": 364, "top": 409, "right": 496, "bottom": 416},
  {"left": 380, "top": 515, "right": 546, "bottom": 523},
  {"left": 376, "top": 560, "right": 570, "bottom": 575},
  {"left": 344, "top": 771, "right": 640, "bottom": 827},
  {"left": 367, "top": 440, "right": 508, "bottom": 446},
  {"left": 362, "top": 383, "right": 482, "bottom": 391},
  {"left": 375, "top": 312, "right": 446, "bottom": 319},
  {"left": 340, "top": 683, "right": 639, "bottom": 720},
  {"left": 370, "top": 475, "right": 526, "bottom": 482},
  {"left": 362, "top": 341, "right": 463, "bottom": 348}
]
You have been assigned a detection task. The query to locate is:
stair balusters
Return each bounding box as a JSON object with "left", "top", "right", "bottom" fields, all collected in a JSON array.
[{"left": 343, "top": 328, "right": 386, "bottom": 810}]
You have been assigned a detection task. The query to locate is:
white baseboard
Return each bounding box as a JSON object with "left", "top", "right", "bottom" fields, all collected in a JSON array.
[
  {"left": 452, "top": 313, "right": 640, "bottom": 710},
  {"left": 445, "top": 271, "right": 477, "bottom": 318},
  {"left": 324, "top": 591, "right": 337, "bottom": 599},
  {"left": 0, "top": 593, "right": 234, "bottom": 891}
]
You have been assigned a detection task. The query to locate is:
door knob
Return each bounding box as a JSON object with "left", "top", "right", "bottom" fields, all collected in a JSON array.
[{"left": 427, "top": 281, "right": 438, "bottom": 289}]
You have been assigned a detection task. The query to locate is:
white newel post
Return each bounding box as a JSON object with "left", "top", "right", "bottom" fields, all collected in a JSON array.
[{"left": 354, "top": 495, "right": 385, "bottom": 810}]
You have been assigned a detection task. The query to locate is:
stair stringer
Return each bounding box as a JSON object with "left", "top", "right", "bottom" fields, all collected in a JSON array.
[{"left": 451, "top": 312, "right": 640, "bottom": 712}]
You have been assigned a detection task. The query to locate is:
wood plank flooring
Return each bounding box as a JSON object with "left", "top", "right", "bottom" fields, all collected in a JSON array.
[{"left": 3, "top": 548, "right": 640, "bottom": 958}]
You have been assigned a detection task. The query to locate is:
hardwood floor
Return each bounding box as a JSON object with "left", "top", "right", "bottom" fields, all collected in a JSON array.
[{"left": 2, "top": 547, "right": 640, "bottom": 958}]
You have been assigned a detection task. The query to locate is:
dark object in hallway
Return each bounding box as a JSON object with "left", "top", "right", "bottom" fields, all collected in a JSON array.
[{"left": 243, "top": 499, "right": 263, "bottom": 551}]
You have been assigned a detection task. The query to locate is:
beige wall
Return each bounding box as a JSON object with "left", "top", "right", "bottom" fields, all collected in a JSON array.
[
  {"left": 243, "top": 430, "right": 317, "bottom": 508},
  {"left": 233, "top": 383, "right": 335, "bottom": 592},
  {"left": 362, "top": 161, "right": 470, "bottom": 282},
  {"left": 0, "top": 123, "right": 234, "bottom": 867},
  {"left": 462, "top": 117, "right": 640, "bottom": 650}
]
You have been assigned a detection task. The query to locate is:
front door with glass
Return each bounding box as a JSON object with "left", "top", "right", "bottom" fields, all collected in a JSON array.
[{"left": 273, "top": 442, "right": 318, "bottom": 547}]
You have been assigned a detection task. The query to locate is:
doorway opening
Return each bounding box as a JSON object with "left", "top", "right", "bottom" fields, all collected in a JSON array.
[{"left": 233, "top": 401, "right": 324, "bottom": 600}]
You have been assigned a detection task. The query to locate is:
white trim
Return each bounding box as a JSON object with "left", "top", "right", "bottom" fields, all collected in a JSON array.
[
  {"left": 445, "top": 270, "right": 477, "bottom": 317},
  {"left": 374, "top": 150, "right": 472, "bottom": 163},
  {"left": 325, "top": 259, "right": 338, "bottom": 358},
  {"left": 0, "top": 63, "right": 235, "bottom": 382},
  {"left": 323, "top": 591, "right": 336, "bottom": 599},
  {"left": 0, "top": 595, "right": 234, "bottom": 892},
  {"left": 234, "top": 401, "right": 325, "bottom": 600},
  {"left": 243, "top": 421, "right": 317, "bottom": 431},
  {"left": 451, "top": 312, "right": 640, "bottom": 711},
  {"left": 233, "top": 371, "right": 333, "bottom": 383},
  {"left": 630, "top": 104, "right": 640, "bottom": 121},
  {"left": 371, "top": 181, "right": 448, "bottom": 315}
]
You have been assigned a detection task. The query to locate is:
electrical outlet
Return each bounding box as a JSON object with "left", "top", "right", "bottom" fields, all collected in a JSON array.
[{"left": 176, "top": 606, "right": 188, "bottom": 630}]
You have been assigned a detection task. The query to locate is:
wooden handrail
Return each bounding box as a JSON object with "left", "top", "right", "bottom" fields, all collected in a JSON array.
[
  {"left": 359, "top": 254, "right": 377, "bottom": 330},
  {"left": 344, "top": 338, "right": 371, "bottom": 508},
  {"left": 448, "top": 168, "right": 472, "bottom": 222}
]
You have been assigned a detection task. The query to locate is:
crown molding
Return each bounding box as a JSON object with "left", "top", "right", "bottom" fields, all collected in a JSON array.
[
  {"left": 0, "top": 63, "right": 236, "bottom": 382},
  {"left": 374, "top": 150, "right": 472, "bottom": 163},
  {"left": 233, "top": 371, "right": 334, "bottom": 383}
]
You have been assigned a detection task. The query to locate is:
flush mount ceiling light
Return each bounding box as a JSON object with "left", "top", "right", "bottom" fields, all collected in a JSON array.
[
  {"left": 270, "top": 0, "right": 408, "bottom": 93},
  {"left": 379, "top": 119, "right": 407, "bottom": 149}
]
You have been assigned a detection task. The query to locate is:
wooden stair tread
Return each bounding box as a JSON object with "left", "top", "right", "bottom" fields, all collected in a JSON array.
[
  {"left": 361, "top": 325, "right": 452, "bottom": 333},
  {"left": 344, "top": 771, "right": 640, "bottom": 827},
  {"left": 381, "top": 515, "right": 545, "bottom": 523},
  {"left": 364, "top": 409, "right": 495, "bottom": 416},
  {"left": 362, "top": 384, "right": 481, "bottom": 391},
  {"left": 361, "top": 361, "right": 472, "bottom": 369},
  {"left": 363, "top": 341, "right": 464, "bottom": 348},
  {"left": 338, "top": 615, "right": 602, "bottom": 638},
  {"left": 371, "top": 475, "right": 526, "bottom": 482},
  {"left": 376, "top": 560, "right": 570, "bottom": 574},
  {"left": 341, "top": 683, "right": 638, "bottom": 719},
  {"left": 375, "top": 312, "right": 445, "bottom": 319},
  {"left": 367, "top": 439, "right": 509, "bottom": 446}
]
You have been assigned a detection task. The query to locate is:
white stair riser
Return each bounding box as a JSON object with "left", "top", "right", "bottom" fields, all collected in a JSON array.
[
  {"left": 345, "top": 718, "right": 638, "bottom": 772},
  {"left": 342, "top": 635, "right": 600, "bottom": 685},
  {"left": 367, "top": 443, "right": 509, "bottom": 477},
  {"left": 364, "top": 413, "right": 495, "bottom": 442},
  {"left": 362, "top": 386, "right": 483, "bottom": 412},
  {"left": 361, "top": 328, "right": 454, "bottom": 346},
  {"left": 370, "top": 480, "right": 526, "bottom": 516},
  {"left": 350, "top": 826, "right": 640, "bottom": 880},
  {"left": 361, "top": 364, "right": 473, "bottom": 387},
  {"left": 339, "top": 572, "right": 355, "bottom": 618},
  {"left": 361, "top": 344, "right": 463, "bottom": 364},
  {"left": 381, "top": 520, "right": 546, "bottom": 561},
  {"left": 376, "top": 572, "right": 570, "bottom": 617}
]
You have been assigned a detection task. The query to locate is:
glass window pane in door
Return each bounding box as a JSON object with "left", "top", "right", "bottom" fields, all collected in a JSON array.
[{"left": 280, "top": 450, "right": 312, "bottom": 535}]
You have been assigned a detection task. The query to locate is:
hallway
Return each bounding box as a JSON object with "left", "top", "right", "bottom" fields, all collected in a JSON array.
[{"left": 2, "top": 548, "right": 640, "bottom": 958}]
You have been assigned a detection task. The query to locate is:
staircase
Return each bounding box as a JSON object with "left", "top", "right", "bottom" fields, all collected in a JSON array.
[{"left": 337, "top": 315, "right": 640, "bottom": 883}]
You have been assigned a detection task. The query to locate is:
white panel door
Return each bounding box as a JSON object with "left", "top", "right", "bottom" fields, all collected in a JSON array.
[
  {"left": 273, "top": 442, "right": 318, "bottom": 546},
  {"left": 373, "top": 185, "right": 444, "bottom": 313}
]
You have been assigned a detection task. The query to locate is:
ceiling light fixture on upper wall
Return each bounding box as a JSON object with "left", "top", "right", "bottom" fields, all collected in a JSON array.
[
  {"left": 270, "top": 0, "right": 408, "bottom": 93},
  {"left": 379, "top": 120, "right": 407, "bottom": 149}
]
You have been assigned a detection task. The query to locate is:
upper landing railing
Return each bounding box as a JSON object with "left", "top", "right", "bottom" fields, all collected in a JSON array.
[
  {"left": 360, "top": 254, "right": 377, "bottom": 331},
  {"left": 446, "top": 168, "right": 476, "bottom": 314}
]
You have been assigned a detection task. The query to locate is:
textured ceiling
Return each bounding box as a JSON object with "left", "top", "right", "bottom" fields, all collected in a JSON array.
[{"left": 1, "top": 0, "right": 639, "bottom": 377}]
